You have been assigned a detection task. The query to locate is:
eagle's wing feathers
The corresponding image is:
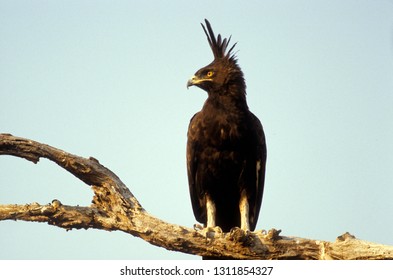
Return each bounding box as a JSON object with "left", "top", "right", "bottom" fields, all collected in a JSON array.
[{"left": 186, "top": 113, "right": 205, "bottom": 224}]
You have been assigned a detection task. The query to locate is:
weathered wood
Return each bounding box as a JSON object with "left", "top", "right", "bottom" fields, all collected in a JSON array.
[{"left": 1, "top": 133, "right": 392, "bottom": 259}]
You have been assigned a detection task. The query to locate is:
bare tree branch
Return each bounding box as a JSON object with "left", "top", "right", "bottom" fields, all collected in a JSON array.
[{"left": 1, "top": 133, "right": 392, "bottom": 259}]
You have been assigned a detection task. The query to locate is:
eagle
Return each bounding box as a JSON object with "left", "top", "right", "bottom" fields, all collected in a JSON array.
[{"left": 186, "top": 19, "right": 267, "bottom": 235}]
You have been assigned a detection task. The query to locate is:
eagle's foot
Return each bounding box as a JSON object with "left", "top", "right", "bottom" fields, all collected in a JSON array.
[
  {"left": 195, "top": 225, "right": 223, "bottom": 239},
  {"left": 229, "top": 227, "right": 252, "bottom": 244},
  {"left": 265, "top": 228, "right": 282, "bottom": 241}
]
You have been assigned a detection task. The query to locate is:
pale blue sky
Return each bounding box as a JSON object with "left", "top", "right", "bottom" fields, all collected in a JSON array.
[{"left": 1, "top": 0, "right": 392, "bottom": 259}]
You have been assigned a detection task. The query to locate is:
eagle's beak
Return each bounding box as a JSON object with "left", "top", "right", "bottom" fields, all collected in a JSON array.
[
  {"left": 187, "top": 75, "right": 198, "bottom": 89},
  {"left": 187, "top": 75, "right": 212, "bottom": 89}
]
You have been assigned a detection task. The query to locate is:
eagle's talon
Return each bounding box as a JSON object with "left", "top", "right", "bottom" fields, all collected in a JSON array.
[
  {"left": 229, "top": 227, "right": 251, "bottom": 242},
  {"left": 193, "top": 224, "right": 204, "bottom": 231},
  {"left": 260, "top": 229, "right": 267, "bottom": 235},
  {"left": 229, "top": 226, "right": 240, "bottom": 235},
  {"left": 197, "top": 226, "right": 223, "bottom": 239},
  {"left": 212, "top": 226, "right": 223, "bottom": 234}
]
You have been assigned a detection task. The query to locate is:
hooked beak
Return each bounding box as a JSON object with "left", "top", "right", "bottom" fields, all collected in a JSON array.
[
  {"left": 186, "top": 75, "right": 211, "bottom": 89},
  {"left": 187, "top": 75, "right": 198, "bottom": 89}
]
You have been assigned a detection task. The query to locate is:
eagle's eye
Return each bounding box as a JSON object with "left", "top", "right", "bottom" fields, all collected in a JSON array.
[{"left": 206, "top": 71, "right": 214, "bottom": 77}]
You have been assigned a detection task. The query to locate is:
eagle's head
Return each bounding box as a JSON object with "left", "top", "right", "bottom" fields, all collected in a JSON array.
[{"left": 187, "top": 19, "right": 245, "bottom": 95}]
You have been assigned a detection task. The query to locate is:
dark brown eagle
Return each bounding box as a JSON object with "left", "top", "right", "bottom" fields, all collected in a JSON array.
[{"left": 186, "top": 19, "right": 267, "bottom": 234}]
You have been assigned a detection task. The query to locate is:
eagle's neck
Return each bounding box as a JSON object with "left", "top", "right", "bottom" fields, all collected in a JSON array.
[{"left": 204, "top": 85, "right": 248, "bottom": 113}]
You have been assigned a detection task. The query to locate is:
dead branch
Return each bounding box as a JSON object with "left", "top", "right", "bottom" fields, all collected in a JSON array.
[{"left": 1, "top": 133, "right": 392, "bottom": 259}]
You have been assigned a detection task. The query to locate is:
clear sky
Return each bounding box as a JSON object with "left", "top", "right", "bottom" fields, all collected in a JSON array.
[{"left": 1, "top": 0, "right": 392, "bottom": 260}]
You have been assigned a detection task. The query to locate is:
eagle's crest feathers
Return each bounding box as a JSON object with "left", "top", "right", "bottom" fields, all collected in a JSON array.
[{"left": 201, "top": 19, "right": 238, "bottom": 64}]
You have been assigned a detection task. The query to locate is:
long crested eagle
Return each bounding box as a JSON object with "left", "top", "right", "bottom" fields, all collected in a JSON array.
[{"left": 186, "top": 19, "right": 267, "bottom": 234}]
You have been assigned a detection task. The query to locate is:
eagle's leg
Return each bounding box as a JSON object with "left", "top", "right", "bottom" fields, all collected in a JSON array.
[
  {"left": 206, "top": 194, "right": 216, "bottom": 228},
  {"left": 227, "top": 191, "right": 252, "bottom": 242},
  {"left": 195, "top": 195, "right": 222, "bottom": 238},
  {"left": 239, "top": 191, "right": 250, "bottom": 231}
]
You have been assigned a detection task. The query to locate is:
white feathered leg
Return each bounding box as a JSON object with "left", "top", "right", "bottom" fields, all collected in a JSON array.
[
  {"left": 239, "top": 191, "right": 250, "bottom": 231},
  {"left": 206, "top": 194, "right": 216, "bottom": 228}
]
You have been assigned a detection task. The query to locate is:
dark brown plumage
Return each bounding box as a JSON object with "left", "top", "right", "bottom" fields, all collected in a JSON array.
[{"left": 186, "top": 19, "right": 267, "bottom": 234}]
